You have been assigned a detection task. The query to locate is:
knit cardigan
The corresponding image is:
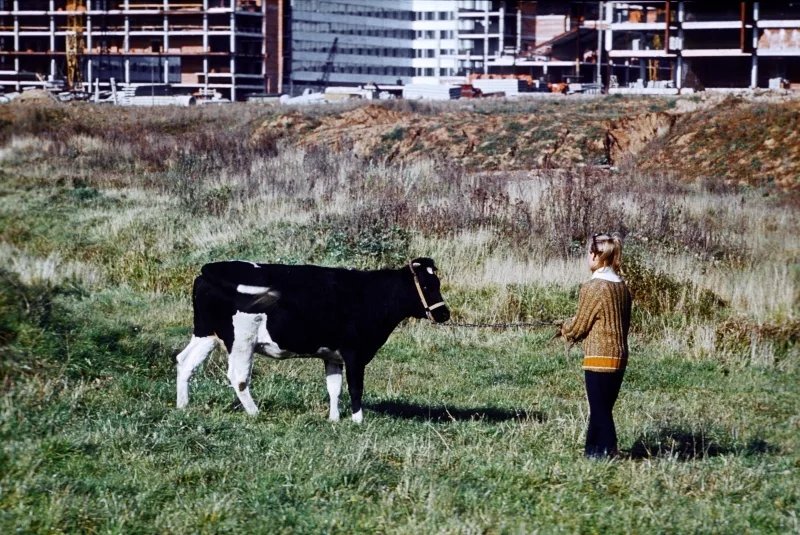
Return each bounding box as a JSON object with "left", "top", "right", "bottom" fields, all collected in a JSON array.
[{"left": 561, "top": 278, "right": 632, "bottom": 372}]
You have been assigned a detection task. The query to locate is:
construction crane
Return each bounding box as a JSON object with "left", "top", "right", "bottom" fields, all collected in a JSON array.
[
  {"left": 318, "top": 37, "right": 338, "bottom": 88},
  {"left": 66, "top": 0, "right": 85, "bottom": 91}
]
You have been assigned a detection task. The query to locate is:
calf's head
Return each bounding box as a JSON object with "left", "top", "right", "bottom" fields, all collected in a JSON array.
[{"left": 408, "top": 257, "right": 450, "bottom": 323}]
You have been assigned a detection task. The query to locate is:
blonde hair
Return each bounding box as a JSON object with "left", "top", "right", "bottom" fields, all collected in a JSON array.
[{"left": 590, "top": 232, "right": 623, "bottom": 273}]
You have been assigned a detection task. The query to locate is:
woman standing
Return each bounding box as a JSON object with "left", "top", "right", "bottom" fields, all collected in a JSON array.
[{"left": 560, "top": 232, "right": 632, "bottom": 459}]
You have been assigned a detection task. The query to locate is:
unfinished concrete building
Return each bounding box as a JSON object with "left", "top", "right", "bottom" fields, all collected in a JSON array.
[
  {"left": 486, "top": 1, "right": 800, "bottom": 92},
  {"left": 0, "top": 0, "right": 285, "bottom": 100},
  {"left": 603, "top": 1, "right": 800, "bottom": 92},
  {"left": 487, "top": 1, "right": 603, "bottom": 88}
]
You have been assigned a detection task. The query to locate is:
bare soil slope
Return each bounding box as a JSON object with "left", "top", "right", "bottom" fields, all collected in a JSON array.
[
  {"left": 1, "top": 92, "right": 797, "bottom": 194},
  {"left": 250, "top": 94, "right": 800, "bottom": 193},
  {"left": 639, "top": 96, "right": 800, "bottom": 191}
]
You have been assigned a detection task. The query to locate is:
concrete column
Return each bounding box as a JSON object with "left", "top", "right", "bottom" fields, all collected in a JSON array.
[
  {"left": 751, "top": 1, "right": 759, "bottom": 87},
  {"left": 516, "top": 9, "right": 521, "bottom": 53},
  {"left": 597, "top": 1, "right": 603, "bottom": 85},
  {"left": 87, "top": 0, "right": 93, "bottom": 86},
  {"left": 13, "top": 0, "right": 19, "bottom": 88},
  {"left": 261, "top": 0, "right": 266, "bottom": 83},
  {"left": 123, "top": 13, "right": 129, "bottom": 51},
  {"left": 163, "top": 4, "right": 169, "bottom": 83},
  {"left": 124, "top": 0, "right": 130, "bottom": 84},
  {"left": 203, "top": 0, "right": 208, "bottom": 93},
  {"left": 499, "top": 6, "right": 504, "bottom": 55},
  {"left": 123, "top": 12, "right": 129, "bottom": 83},
  {"left": 677, "top": 1, "right": 684, "bottom": 89},
  {"left": 50, "top": 0, "right": 56, "bottom": 79},
  {"left": 230, "top": 0, "right": 236, "bottom": 100},
  {"left": 483, "top": 10, "right": 488, "bottom": 73}
]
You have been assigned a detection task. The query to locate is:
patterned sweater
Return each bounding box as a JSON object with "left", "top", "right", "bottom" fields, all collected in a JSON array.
[{"left": 561, "top": 278, "right": 632, "bottom": 372}]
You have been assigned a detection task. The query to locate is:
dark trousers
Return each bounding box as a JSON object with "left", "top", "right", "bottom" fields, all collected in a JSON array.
[{"left": 584, "top": 370, "right": 625, "bottom": 458}]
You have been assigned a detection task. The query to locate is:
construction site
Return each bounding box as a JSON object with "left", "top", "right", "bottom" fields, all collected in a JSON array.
[
  {"left": 484, "top": 1, "right": 800, "bottom": 94},
  {"left": 0, "top": 1, "right": 799, "bottom": 102},
  {"left": 0, "top": 0, "right": 284, "bottom": 101}
]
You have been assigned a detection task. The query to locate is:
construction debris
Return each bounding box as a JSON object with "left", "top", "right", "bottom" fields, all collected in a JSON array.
[{"left": 402, "top": 84, "right": 461, "bottom": 101}]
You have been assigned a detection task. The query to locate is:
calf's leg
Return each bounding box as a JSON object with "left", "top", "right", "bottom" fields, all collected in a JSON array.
[
  {"left": 345, "top": 361, "right": 366, "bottom": 424},
  {"left": 325, "top": 360, "right": 343, "bottom": 422},
  {"left": 227, "top": 312, "right": 262, "bottom": 415},
  {"left": 176, "top": 335, "right": 217, "bottom": 409}
]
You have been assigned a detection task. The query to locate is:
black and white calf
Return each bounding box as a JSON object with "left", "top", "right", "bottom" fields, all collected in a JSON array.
[{"left": 175, "top": 258, "right": 449, "bottom": 422}]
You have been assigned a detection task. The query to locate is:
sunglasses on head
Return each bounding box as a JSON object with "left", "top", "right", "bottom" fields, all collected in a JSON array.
[{"left": 590, "top": 233, "right": 610, "bottom": 255}]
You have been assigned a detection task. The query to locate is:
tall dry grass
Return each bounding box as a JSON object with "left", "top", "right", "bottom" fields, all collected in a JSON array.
[{"left": 1, "top": 102, "right": 796, "bottom": 343}]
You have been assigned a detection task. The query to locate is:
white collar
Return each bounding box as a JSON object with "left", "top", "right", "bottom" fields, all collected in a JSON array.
[{"left": 591, "top": 266, "right": 622, "bottom": 283}]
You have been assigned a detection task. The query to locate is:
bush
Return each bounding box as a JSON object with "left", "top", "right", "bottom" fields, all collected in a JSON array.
[
  {"left": 624, "top": 249, "right": 726, "bottom": 321},
  {"left": 533, "top": 168, "right": 626, "bottom": 258},
  {"left": 715, "top": 316, "right": 799, "bottom": 363},
  {"left": 314, "top": 213, "right": 411, "bottom": 269}
]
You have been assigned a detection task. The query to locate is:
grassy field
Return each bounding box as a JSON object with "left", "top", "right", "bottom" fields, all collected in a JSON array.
[{"left": 1, "top": 98, "right": 798, "bottom": 533}]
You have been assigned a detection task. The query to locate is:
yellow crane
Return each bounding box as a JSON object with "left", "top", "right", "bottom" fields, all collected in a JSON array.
[{"left": 66, "top": 0, "right": 85, "bottom": 90}]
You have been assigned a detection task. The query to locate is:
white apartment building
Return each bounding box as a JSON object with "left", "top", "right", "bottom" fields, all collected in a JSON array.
[{"left": 289, "top": 0, "right": 520, "bottom": 89}]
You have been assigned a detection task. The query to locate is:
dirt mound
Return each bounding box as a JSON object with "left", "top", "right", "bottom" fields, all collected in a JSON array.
[
  {"left": 11, "top": 89, "right": 58, "bottom": 105},
  {"left": 302, "top": 105, "right": 414, "bottom": 157},
  {"left": 247, "top": 95, "right": 799, "bottom": 194},
  {"left": 640, "top": 99, "right": 800, "bottom": 191},
  {"left": 325, "top": 104, "right": 408, "bottom": 127},
  {"left": 249, "top": 104, "right": 612, "bottom": 169},
  {"left": 605, "top": 112, "right": 676, "bottom": 164},
  {"left": 250, "top": 104, "right": 411, "bottom": 153}
]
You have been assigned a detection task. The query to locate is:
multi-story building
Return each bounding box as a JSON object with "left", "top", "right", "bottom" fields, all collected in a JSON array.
[
  {"left": 1, "top": 1, "right": 797, "bottom": 99},
  {"left": 0, "top": 0, "right": 285, "bottom": 100},
  {"left": 288, "top": 0, "right": 530, "bottom": 91},
  {"left": 485, "top": 1, "right": 800, "bottom": 93},
  {"left": 603, "top": 1, "right": 800, "bottom": 91}
]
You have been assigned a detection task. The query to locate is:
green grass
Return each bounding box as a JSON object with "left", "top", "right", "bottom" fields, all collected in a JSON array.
[
  {"left": 1, "top": 100, "right": 798, "bottom": 533},
  {"left": 2, "top": 301, "right": 798, "bottom": 533}
]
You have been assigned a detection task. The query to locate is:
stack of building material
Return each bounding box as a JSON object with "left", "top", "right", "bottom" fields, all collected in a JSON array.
[
  {"left": 324, "top": 86, "right": 376, "bottom": 101},
  {"left": 279, "top": 88, "right": 326, "bottom": 105},
  {"left": 117, "top": 85, "right": 196, "bottom": 106},
  {"left": 471, "top": 78, "right": 528, "bottom": 96},
  {"left": 402, "top": 84, "right": 460, "bottom": 100}
]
